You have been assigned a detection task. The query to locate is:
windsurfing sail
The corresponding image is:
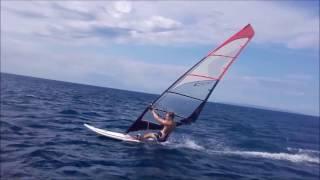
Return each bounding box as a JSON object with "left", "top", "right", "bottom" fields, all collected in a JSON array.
[{"left": 126, "top": 24, "right": 255, "bottom": 133}]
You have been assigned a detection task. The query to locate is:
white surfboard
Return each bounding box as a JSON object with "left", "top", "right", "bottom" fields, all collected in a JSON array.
[{"left": 84, "top": 124, "right": 141, "bottom": 143}]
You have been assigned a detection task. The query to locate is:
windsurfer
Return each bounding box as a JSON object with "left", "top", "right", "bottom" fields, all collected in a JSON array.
[{"left": 137, "top": 108, "right": 176, "bottom": 142}]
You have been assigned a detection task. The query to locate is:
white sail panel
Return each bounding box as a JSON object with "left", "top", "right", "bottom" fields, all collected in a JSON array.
[
  {"left": 171, "top": 76, "right": 215, "bottom": 100},
  {"left": 213, "top": 38, "right": 249, "bottom": 57},
  {"left": 189, "top": 56, "right": 233, "bottom": 79}
]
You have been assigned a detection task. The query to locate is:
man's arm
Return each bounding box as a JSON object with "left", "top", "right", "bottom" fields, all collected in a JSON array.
[{"left": 151, "top": 110, "right": 171, "bottom": 126}]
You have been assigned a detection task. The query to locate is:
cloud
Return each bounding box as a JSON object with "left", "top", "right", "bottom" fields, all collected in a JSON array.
[
  {"left": 3, "top": 6, "right": 48, "bottom": 19},
  {"left": 140, "top": 16, "right": 181, "bottom": 32},
  {"left": 1, "top": 37, "right": 187, "bottom": 93},
  {"left": 113, "top": 1, "right": 132, "bottom": 14},
  {"left": 1, "top": 1, "right": 183, "bottom": 45},
  {"left": 1, "top": 1, "right": 319, "bottom": 49},
  {"left": 285, "top": 74, "right": 313, "bottom": 81},
  {"left": 50, "top": 3, "right": 96, "bottom": 21},
  {"left": 213, "top": 74, "right": 319, "bottom": 116},
  {"left": 287, "top": 33, "right": 318, "bottom": 49}
]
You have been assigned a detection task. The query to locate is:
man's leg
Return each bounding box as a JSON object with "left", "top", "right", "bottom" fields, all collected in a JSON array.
[{"left": 142, "top": 132, "right": 157, "bottom": 140}]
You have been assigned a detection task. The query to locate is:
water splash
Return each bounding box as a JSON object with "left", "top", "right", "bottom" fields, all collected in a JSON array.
[
  {"left": 164, "top": 137, "right": 319, "bottom": 164},
  {"left": 287, "top": 147, "right": 320, "bottom": 155},
  {"left": 217, "top": 150, "right": 320, "bottom": 164},
  {"left": 162, "top": 136, "right": 205, "bottom": 150}
]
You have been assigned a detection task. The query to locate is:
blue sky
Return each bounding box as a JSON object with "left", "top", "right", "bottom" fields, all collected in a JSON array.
[{"left": 1, "top": 1, "right": 319, "bottom": 116}]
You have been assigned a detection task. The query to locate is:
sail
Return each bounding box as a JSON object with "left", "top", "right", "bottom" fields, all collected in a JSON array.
[{"left": 126, "top": 24, "right": 255, "bottom": 133}]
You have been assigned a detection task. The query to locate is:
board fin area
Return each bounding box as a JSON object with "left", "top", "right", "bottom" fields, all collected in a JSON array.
[{"left": 84, "top": 124, "right": 141, "bottom": 143}]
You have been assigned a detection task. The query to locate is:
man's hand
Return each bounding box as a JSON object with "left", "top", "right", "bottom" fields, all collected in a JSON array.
[
  {"left": 148, "top": 104, "right": 154, "bottom": 111},
  {"left": 151, "top": 110, "right": 167, "bottom": 126}
]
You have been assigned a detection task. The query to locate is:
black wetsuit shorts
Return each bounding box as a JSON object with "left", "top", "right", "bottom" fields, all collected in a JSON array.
[{"left": 154, "top": 131, "right": 166, "bottom": 142}]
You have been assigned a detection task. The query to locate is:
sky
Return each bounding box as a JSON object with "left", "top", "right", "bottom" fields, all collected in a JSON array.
[{"left": 1, "top": 1, "right": 319, "bottom": 116}]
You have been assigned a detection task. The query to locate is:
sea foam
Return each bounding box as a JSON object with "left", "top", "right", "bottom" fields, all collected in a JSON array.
[{"left": 207, "top": 149, "right": 320, "bottom": 164}]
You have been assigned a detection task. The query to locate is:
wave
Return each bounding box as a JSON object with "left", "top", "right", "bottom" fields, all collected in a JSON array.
[
  {"left": 287, "top": 147, "right": 320, "bottom": 154},
  {"left": 164, "top": 138, "right": 319, "bottom": 164},
  {"left": 218, "top": 150, "right": 319, "bottom": 164},
  {"left": 25, "top": 94, "right": 37, "bottom": 98}
]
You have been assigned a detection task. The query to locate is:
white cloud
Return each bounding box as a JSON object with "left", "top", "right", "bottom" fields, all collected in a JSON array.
[
  {"left": 1, "top": 1, "right": 319, "bottom": 49},
  {"left": 213, "top": 74, "right": 319, "bottom": 116},
  {"left": 106, "top": 1, "right": 132, "bottom": 18},
  {"left": 285, "top": 74, "right": 313, "bottom": 81},
  {"left": 139, "top": 16, "right": 181, "bottom": 32},
  {"left": 1, "top": 37, "right": 187, "bottom": 93},
  {"left": 287, "top": 33, "right": 318, "bottom": 49},
  {"left": 114, "top": 1, "right": 132, "bottom": 14}
]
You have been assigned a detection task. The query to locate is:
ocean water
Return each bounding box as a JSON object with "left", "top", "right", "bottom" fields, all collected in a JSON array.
[{"left": 1, "top": 73, "right": 319, "bottom": 180}]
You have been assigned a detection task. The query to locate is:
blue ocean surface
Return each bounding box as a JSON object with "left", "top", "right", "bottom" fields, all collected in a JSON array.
[{"left": 1, "top": 73, "right": 319, "bottom": 179}]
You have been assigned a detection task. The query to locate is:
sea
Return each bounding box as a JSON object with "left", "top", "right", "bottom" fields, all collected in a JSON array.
[{"left": 1, "top": 73, "right": 319, "bottom": 180}]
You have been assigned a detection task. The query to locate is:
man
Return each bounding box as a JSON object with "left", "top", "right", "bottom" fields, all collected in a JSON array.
[{"left": 138, "top": 108, "right": 176, "bottom": 142}]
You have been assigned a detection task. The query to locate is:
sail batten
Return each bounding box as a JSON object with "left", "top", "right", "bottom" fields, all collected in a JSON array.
[
  {"left": 188, "top": 74, "right": 219, "bottom": 80},
  {"left": 167, "top": 91, "right": 205, "bottom": 101},
  {"left": 126, "top": 24, "right": 255, "bottom": 133}
]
